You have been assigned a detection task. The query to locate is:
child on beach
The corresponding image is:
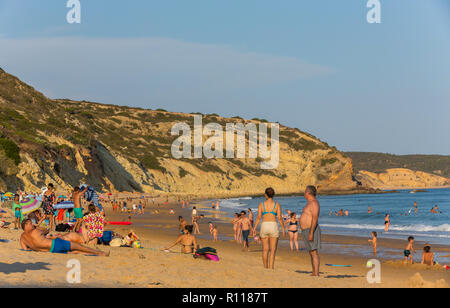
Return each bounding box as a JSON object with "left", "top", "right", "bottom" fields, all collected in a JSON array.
[
  {"left": 368, "top": 231, "right": 377, "bottom": 256},
  {"left": 404, "top": 236, "right": 416, "bottom": 264},
  {"left": 421, "top": 245, "right": 435, "bottom": 266},
  {"left": 209, "top": 222, "right": 218, "bottom": 241},
  {"left": 12, "top": 194, "right": 22, "bottom": 229}
]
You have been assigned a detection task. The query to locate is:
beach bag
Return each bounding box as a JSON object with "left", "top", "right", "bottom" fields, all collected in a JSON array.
[
  {"left": 110, "top": 238, "right": 125, "bottom": 247},
  {"left": 98, "top": 230, "right": 113, "bottom": 245}
]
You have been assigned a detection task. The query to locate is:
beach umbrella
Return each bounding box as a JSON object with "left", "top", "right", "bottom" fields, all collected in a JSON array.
[
  {"left": 20, "top": 198, "right": 42, "bottom": 215},
  {"left": 53, "top": 201, "right": 75, "bottom": 209}
]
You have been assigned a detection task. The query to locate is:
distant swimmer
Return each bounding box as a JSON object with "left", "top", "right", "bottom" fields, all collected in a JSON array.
[
  {"left": 431, "top": 205, "right": 440, "bottom": 214},
  {"left": 368, "top": 206, "right": 373, "bottom": 214}
]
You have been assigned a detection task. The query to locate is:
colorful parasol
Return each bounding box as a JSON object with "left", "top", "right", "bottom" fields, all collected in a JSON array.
[{"left": 20, "top": 198, "right": 42, "bottom": 215}]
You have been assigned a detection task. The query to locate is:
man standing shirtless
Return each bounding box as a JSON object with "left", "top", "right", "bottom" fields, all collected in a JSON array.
[
  {"left": 72, "top": 185, "right": 89, "bottom": 232},
  {"left": 240, "top": 211, "right": 253, "bottom": 251},
  {"left": 20, "top": 219, "right": 108, "bottom": 256},
  {"left": 299, "top": 185, "right": 321, "bottom": 276}
]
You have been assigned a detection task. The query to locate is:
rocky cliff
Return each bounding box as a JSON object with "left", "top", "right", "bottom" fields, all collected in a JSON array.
[
  {"left": 0, "top": 68, "right": 360, "bottom": 197},
  {"left": 356, "top": 168, "right": 450, "bottom": 190}
]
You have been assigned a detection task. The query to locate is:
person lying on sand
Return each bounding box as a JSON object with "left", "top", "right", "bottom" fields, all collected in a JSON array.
[
  {"left": 162, "top": 225, "right": 198, "bottom": 254},
  {"left": 20, "top": 219, "right": 109, "bottom": 256}
]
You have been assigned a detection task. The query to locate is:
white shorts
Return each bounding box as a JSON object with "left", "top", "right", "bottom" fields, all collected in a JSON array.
[{"left": 260, "top": 221, "right": 279, "bottom": 239}]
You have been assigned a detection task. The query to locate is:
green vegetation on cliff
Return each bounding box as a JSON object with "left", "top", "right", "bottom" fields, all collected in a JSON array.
[{"left": 346, "top": 152, "right": 450, "bottom": 178}]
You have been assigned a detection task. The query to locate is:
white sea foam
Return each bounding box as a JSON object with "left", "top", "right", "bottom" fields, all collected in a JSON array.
[
  {"left": 321, "top": 223, "right": 450, "bottom": 233},
  {"left": 226, "top": 197, "right": 253, "bottom": 201}
]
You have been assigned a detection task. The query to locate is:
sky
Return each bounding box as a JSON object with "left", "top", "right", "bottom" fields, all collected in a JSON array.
[{"left": 0, "top": 0, "right": 449, "bottom": 155}]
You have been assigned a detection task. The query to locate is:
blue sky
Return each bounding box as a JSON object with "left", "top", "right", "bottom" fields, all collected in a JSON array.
[{"left": 0, "top": 0, "right": 449, "bottom": 155}]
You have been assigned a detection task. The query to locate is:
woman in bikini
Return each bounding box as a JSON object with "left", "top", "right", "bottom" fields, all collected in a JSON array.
[
  {"left": 163, "top": 225, "right": 198, "bottom": 254},
  {"left": 253, "top": 187, "right": 286, "bottom": 269},
  {"left": 286, "top": 212, "right": 299, "bottom": 251},
  {"left": 384, "top": 214, "right": 390, "bottom": 232}
]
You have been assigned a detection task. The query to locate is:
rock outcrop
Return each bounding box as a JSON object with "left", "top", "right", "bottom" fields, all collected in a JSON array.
[{"left": 356, "top": 168, "right": 450, "bottom": 190}]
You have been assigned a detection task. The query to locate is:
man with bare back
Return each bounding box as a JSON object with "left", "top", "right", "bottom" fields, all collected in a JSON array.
[
  {"left": 72, "top": 185, "right": 89, "bottom": 232},
  {"left": 20, "top": 219, "right": 108, "bottom": 256},
  {"left": 299, "top": 185, "right": 321, "bottom": 276}
]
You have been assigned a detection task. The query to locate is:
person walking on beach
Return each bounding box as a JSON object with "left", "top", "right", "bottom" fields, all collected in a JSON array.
[
  {"left": 192, "top": 206, "right": 198, "bottom": 223},
  {"left": 384, "top": 214, "right": 390, "bottom": 232},
  {"left": 368, "top": 231, "right": 377, "bottom": 256},
  {"left": 239, "top": 210, "right": 253, "bottom": 251},
  {"left": 232, "top": 213, "right": 241, "bottom": 243},
  {"left": 248, "top": 208, "right": 254, "bottom": 227},
  {"left": 286, "top": 212, "right": 300, "bottom": 251},
  {"left": 253, "top": 187, "right": 285, "bottom": 269},
  {"left": 299, "top": 185, "right": 321, "bottom": 277},
  {"left": 193, "top": 215, "right": 201, "bottom": 235},
  {"left": 404, "top": 236, "right": 416, "bottom": 264}
]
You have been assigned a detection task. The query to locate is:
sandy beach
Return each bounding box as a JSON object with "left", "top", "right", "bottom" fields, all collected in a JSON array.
[{"left": 0, "top": 196, "right": 449, "bottom": 288}]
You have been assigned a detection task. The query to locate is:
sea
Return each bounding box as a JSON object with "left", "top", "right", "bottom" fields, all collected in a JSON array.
[{"left": 215, "top": 188, "right": 450, "bottom": 251}]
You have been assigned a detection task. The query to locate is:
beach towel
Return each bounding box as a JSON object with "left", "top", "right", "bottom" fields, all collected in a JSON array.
[
  {"left": 195, "top": 247, "right": 217, "bottom": 255},
  {"left": 195, "top": 247, "right": 219, "bottom": 261}
]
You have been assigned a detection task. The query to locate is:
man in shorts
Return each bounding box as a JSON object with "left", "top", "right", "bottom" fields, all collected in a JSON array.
[
  {"left": 239, "top": 211, "right": 253, "bottom": 251},
  {"left": 72, "top": 185, "right": 88, "bottom": 232},
  {"left": 300, "top": 185, "right": 321, "bottom": 276},
  {"left": 20, "top": 219, "right": 108, "bottom": 256}
]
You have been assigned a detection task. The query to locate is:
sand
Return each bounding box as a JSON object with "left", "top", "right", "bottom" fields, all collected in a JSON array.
[{"left": 0, "top": 197, "right": 449, "bottom": 288}]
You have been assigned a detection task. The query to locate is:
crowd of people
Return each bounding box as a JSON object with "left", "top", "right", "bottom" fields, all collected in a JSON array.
[{"left": 2, "top": 183, "right": 445, "bottom": 275}]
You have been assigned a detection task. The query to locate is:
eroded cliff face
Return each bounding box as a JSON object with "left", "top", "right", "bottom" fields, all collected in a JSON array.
[
  {"left": 356, "top": 168, "right": 450, "bottom": 190},
  {"left": 0, "top": 69, "right": 359, "bottom": 197},
  {"left": 7, "top": 136, "right": 358, "bottom": 198}
]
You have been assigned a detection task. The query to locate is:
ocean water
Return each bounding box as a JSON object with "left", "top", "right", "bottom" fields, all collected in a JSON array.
[{"left": 216, "top": 188, "right": 450, "bottom": 245}]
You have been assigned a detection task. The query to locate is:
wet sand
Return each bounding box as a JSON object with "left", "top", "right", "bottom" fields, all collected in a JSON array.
[{"left": 0, "top": 197, "right": 449, "bottom": 288}]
